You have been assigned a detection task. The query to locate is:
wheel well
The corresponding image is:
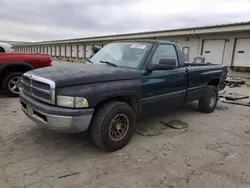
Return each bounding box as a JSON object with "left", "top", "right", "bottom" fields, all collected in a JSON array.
[
  {"left": 208, "top": 79, "right": 220, "bottom": 87},
  {"left": 95, "top": 96, "right": 139, "bottom": 115},
  {"left": 0, "top": 65, "right": 32, "bottom": 87},
  {"left": 0, "top": 47, "right": 5, "bottom": 53}
]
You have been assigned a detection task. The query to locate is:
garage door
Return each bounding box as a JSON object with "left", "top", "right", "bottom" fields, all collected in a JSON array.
[
  {"left": 78, "top": 45, "right": 85, "bottom": 58},
  {"left": 233, "top": 38, "right": 250, "bottom": 67},
  {"left": 48, "top": 46, "right": 52, "bottom": 55},
  {"left": 44, "top": 46, "right": 48, "bottom": 54},
  {"left": 60, "top": 46, "right": 65, "bottom": 57},
  {"left": 202, "top": 39, "right": 226, "bottom": 64},
  {"left": 66, "top": 45, "right": 71, "bottom": 57},
  {"left": 72, "top": 45, "right": 78, "bottom": 58},
  {"left": 43, "top": 46, "right": 46, "bottom": 54},
  {"left": 86, "top": 45, "right": 93, "bottom": 58},
  {"left": 51, "top": 46, "right": 56, "bottom": 56},
  {"left": 56, "top": 46, "right": 60, "bottom": 57}
]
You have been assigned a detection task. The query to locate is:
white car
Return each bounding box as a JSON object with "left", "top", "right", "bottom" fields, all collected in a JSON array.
[{"left": 0, "top": 42, "right": 14, "bottom": 53}]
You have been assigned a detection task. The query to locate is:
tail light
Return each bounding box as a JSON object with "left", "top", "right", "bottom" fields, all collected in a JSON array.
[{"left": 48, "top": 57, "right": 52, "bottom": 66}]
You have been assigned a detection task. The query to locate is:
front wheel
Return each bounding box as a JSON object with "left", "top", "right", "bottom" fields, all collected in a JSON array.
[
  {"left": 91, "top": 101, "right": 136, "bottom": 152},
  {"left": 2, "top": 72, "right": 23, "bottom": 97},
  {"left": 199, "top": 86, "right": 218, "bottom": 113}
]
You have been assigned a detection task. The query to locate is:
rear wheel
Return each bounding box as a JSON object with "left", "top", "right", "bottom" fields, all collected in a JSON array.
[
  {"left": 91, "top": 101, "right": 136, "bottom": 152},
  {"left": 2, "top": 72, "right": 23, "bottom": 97},
  {"left": 199, "top": 86, "right": 218, "bottom": 113}
]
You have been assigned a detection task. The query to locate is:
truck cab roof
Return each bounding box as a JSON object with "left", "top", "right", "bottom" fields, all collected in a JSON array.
[{"left": 118, "top": 39, "right": 178, "bottom": 45}]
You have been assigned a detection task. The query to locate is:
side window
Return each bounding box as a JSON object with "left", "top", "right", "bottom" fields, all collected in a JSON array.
[{"left": 151, "top": 44, "right": 178, "bottom": 65}]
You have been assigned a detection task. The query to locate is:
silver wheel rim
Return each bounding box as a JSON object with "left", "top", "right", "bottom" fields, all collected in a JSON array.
[
  {"left": 109, "top": 114, "right": 129, "bottom": 141},
  {"left": 209, "top": 92, "right": 216, "bottom": 108},
  {"left": 8, "top": 76, "right": 21, "bottom": 94}
]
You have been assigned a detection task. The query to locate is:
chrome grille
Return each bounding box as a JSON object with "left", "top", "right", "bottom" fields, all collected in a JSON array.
[
  {"left": 21, "top": 73, "right": 55, "bottom": 104},
  {"left": 32, "top": 80, "right": 50, "bottom": 90}
]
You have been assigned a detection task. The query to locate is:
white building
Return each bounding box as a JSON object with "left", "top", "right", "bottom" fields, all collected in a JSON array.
[{"left": 13, "top": 22, "right": 250, "bottom": 78}]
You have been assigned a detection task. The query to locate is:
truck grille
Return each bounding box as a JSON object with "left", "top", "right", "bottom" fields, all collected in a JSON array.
[{"left": 21, "top": 73, "right": 55, "bottom": 104}]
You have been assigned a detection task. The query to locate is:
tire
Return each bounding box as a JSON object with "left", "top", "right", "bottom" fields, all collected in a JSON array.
[
  {"left": 0, "top": 47, "right": 5, "bottom": 53},
  {"left": 199, "top": 86, "right": 218, "bottom": 113},
  {"left": 91, "top": 101, "right": 136, "bottom": 152},
  {"left": 2, "top": 72, "right": 23, "bottom": 97}
]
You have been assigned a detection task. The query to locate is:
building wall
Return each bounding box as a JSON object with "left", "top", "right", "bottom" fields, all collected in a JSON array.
[
  {"left": 156, "top": 36, "right": 199, "bottom": 63},
  {"left": 13, "top": 31, "right": 250, "bottom": 78},
  {"left": 197, "top": 32, "right": 250, "bottom": 67}
]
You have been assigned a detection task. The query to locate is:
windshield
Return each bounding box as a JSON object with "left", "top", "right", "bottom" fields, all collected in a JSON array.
[{"left": 90, "top": 42, "right": 152, "bottom": 69}]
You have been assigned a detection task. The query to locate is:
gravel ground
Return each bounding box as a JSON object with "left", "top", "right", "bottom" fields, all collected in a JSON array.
[{"left": 0, "top": 62, "right": 250, "bottom": 188}]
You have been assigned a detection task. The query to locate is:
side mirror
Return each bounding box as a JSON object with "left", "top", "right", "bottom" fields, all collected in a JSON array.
[{"left": 148, "top": 59, "right": 176, "bottom": 71}]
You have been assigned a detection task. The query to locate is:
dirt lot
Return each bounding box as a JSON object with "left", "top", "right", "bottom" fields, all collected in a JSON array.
[{"left": 1, "top": 62, "right": 250, "bottom": 188}]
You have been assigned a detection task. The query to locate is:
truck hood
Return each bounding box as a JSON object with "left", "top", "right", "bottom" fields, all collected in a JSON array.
[{"left": 28, "top": 63, "right": 141, "bottom": 87}]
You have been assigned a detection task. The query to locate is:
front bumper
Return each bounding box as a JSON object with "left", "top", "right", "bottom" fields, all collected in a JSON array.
[{"left": 19, "top": 91, "right": 94, "bottom": 133}]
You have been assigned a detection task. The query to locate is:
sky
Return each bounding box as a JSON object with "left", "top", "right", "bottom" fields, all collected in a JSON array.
[{"left": 0, "top": 0, "right": 250, "bottom": 42}]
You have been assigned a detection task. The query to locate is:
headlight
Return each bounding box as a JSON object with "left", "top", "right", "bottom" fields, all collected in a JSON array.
[
  {"left": 56, "top": 95, "right": 89, "bottom": 108},
  {"left": 75, "top": 97, "right": 89, "bottom": 108}
]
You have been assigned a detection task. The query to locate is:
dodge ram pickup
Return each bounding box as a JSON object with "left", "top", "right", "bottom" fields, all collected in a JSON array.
[
  {"left": 19, "top": 40, "right": 228, "bottom": 152},
  {"left": 0, "top": 53, "right": 52, "bottom": 97}
]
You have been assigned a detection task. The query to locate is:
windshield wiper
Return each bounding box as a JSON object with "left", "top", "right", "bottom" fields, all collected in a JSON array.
[
  {"left": 84, "top": 57, "right": 93, "bottom": 64},
  {"left": 99, "top": 60, "right": 118, "bottom": 67}
]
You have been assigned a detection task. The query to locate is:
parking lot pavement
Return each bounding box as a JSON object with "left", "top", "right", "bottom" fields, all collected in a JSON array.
[{"left": 1, "top": 86, "right": 250, "bottom": 188}]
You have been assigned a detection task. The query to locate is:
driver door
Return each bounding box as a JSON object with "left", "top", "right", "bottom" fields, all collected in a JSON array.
[{"left": 141, "top": 44, "right": 187, "bottom": 111}]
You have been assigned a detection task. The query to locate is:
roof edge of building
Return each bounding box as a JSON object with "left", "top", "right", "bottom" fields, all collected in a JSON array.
[{"left": 13, "top": 21, "right": 250, "bottom": 46}]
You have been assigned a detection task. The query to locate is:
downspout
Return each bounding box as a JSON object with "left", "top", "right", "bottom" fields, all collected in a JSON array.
[{"left": 191, "top": 29, "right": 201, "bottom": 55}]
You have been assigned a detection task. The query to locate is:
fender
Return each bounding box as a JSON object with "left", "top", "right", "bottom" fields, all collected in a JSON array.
[
  {"left": 0, "top": 62, "right": 34, "bottom": 76},
  {"left": 56, "top": 79, "right": 142, "bottom": 115},
  {"left": 94, "top": 93, "right": 141, "bottom": 116}
]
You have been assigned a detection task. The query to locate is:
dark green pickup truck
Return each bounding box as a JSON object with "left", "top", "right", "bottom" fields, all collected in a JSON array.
[{"left": 19, "top": 40, "right": 228, "bottom": 152}]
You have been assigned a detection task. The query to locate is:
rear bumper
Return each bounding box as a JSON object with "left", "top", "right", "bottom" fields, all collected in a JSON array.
[
  {"left": 218, "top": 82, "right": 226, "bottom": 91},
  {"left": 218, "top": 67, "right": 228, "bottom": 91},
  {"left": 19, "top": 91, "right": 94, "bottom": 133}
]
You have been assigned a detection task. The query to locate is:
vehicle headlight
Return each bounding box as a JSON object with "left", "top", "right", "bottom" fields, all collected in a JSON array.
[{"left": 56, "top": 95, "right": 89, "bottom": 108}]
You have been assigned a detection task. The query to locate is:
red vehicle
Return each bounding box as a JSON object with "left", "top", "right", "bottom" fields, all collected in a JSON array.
[{"left": 0, "top": 53, "right": 52, "bottom": 97}]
